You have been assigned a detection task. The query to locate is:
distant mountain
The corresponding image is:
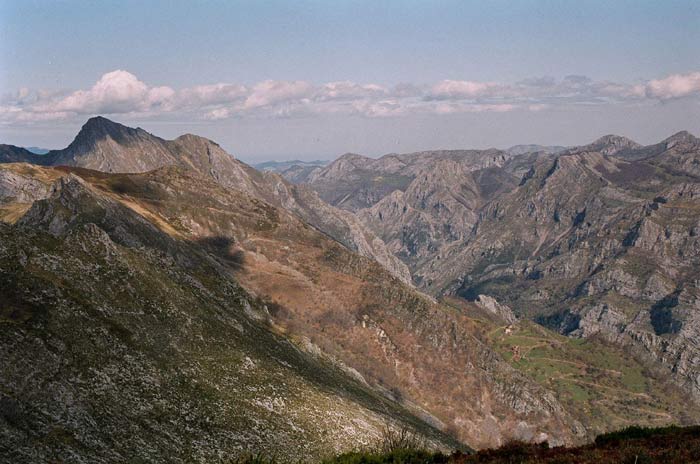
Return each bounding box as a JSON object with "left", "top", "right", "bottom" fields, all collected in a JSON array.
[
  {"left": 301, "top": 149, "right": 517, "bottom": 274},
  {"left": 254, "top": 159, "right": 329, "bottom": 184},
  {"left": 254, "top": 159, "right": 329, "bottom": 172},
  {"left": 0, "top": 144, "right": 46, "bottom": 164},
  {"left": 505, "top": 144, "right": 568, "bottom": 156},
  {"left": 24, "top": 146, "right": 50, "bottom": 155}
]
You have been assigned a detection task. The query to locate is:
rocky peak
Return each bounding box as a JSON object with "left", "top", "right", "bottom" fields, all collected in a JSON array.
[
  {"left": 591, "top": 134, "right": 640, "bottom": 148},
  {"left": 337, "top": 152, "right": 371, "bottom": 163},
  {"left": 506, "top": 144, "right": 568, "bottom": 156},
  {"left": 306, "top": 152, "right": 375, "bottom": 183},
  {"left": 172, "top": 133, "right": 232, "bottom": 159},
  {"left": 332, "top": 152, "right": 374, "bottom": 169},
  {"left": 46, "top": 116, "right": 176, "bottom": 172},
  {"left": 70, "top": 116, "right": 146, "bottom": 146},
  {"left": 662, "top": 130, "right": 699, "bottom": 149},
  {"left": 175, "top": 133, "right": 220, "bottom": 146},
  {"left": 580, "top": 134, "right": 642, "bottom": 156}
]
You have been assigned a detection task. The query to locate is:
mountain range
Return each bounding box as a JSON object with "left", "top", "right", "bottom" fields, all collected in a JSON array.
[
  {"left": 1, "top": 117, "right": 699, "bottom": 461},
  {"left": 297, "top": 130, "right": 700, "bottom": 405}
]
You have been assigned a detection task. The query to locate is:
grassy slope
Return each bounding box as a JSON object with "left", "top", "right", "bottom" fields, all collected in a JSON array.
[
  {"left": 76, "top": 166, "right": 582, "bottom": 448},
  {"left": 2, "top": 163, "right": 697, "bottom": 458},
  {"left": 482, "top": 319, "right": 698, "bottom": 433},
  {"left": 0, "top": 176, "right": 457, "bottom": 462}
]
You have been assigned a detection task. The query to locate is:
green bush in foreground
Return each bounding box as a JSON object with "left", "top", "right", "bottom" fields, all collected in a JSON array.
[{"left": 323, "top": 427, "right": 450, "bottom": 464}]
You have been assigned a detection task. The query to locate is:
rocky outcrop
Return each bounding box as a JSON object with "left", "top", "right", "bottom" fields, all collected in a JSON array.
[
  {"left": 0, "top": 166, "right": 52, "bottom": 203},
  {"left": 474, "top": 294, "right": 518, "bottom": 324}
]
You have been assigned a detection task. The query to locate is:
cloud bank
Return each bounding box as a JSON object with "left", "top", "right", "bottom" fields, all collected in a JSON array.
[{"left": 2, "top": 69, "right": 699, "bottom": 124}]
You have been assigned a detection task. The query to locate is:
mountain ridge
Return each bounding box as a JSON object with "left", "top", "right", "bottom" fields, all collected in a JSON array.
[
  {"left": 2, "top": 120, "right": 699, "bottom": 460},
  {"left": 0, "top": 116, "right": 412, "bottom": 283},
  {"left": 298, "top": 128, "right": 700, "bottom": 406},
  {"left": 0, "top": 167, "right": 461, "bottom": 461}
]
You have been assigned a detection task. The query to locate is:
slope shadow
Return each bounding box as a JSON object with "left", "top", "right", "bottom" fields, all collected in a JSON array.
[{"left": 195, "top": 236, "right": 245, "bottom": 271}]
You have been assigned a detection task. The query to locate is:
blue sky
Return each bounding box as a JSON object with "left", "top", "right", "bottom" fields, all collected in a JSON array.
[{"left": 1, "top": 0, "right": 699, "bottom": 161}]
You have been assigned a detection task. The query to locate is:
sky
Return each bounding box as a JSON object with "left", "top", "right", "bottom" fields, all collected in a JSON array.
[{"left": 1, "top": 0, "right": 699, "bottom": 162}]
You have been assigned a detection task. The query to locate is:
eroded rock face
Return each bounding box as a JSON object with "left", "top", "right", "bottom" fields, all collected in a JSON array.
[
  {"left": 474, "top": 295, "right": 518, "bottom": 324},
  {"left": 306, "top": 150, "right": 518, "bottom": 281},
  {"left": 301, "top": 131, "right": 700, "bottom": 404},
  {"left": 0, "top": 168, "right": 52, "bottom": 203}
]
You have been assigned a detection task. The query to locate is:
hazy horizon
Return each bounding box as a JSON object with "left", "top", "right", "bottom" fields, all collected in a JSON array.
[{"left": 7, "top": 114, "right": 696, "bottom": 165}]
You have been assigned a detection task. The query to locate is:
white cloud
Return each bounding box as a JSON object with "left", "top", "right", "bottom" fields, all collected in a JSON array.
[
  {"left": 319, "top": 81, "right": 386, "bottom": 100},
  {"left": 202, "top": 108, "right": 231, "bottom": 120},
  {"left": 177, "top": 83, "right": 248, "bottom": 107},
  {"left": 430, "top": 102, "right": 515, "bottom": 114},
  {"left": 49, "top": 70, "right": 173, "bottom": 114},
  {"left": 645, "top": 72, "right": 700, "bottom": 100},
  {"left": 2, "top": 69, "right": 698, "bottom": 124},
  {"left": 243, "top": 80, "right": 313, "bottom": 109},
  {"left": 351, "top": 99, "right": 406, "bottom": 117},
  {"left": 428, "top": 80, "right": 502, "bottom": 100}
]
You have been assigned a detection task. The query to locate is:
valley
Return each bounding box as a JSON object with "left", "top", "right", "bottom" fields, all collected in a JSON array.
[
  {"left": 295, "top": 131, "right": 700, "bottom": 406},
  {"left": 2, "top": 118, "right": 699, "bottom": 462}
]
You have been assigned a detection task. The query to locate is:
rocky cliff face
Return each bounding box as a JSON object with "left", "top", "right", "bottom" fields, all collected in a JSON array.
[
  {"left": 442, "top": 136, "right": 700, "bottom": 403},
  {"left": 300, "top": 131, "right": 700, "bottom": 406},
  {"left": 0, "top": 165, "right": 53, "bottom": 203},
  {"left": 306, "top": 150, "right": 517, "bottom": 279}
]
